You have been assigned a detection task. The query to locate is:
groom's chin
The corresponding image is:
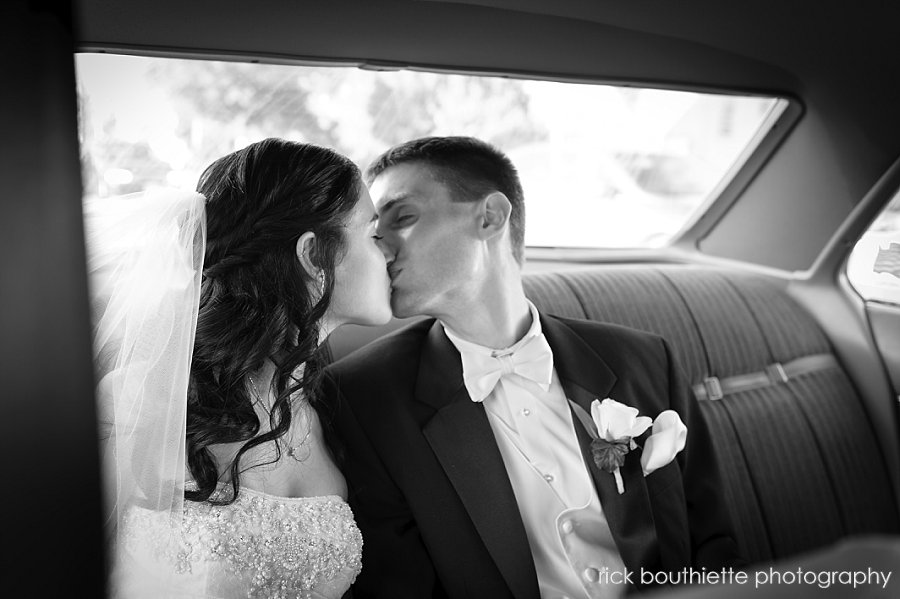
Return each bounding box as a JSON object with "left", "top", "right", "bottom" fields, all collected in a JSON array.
[
  {"left": 389, "top": 294, "right": 419, "bottom": 320},
  {"left": 390, "top": 305, "right": 414, "bottom": 320}
]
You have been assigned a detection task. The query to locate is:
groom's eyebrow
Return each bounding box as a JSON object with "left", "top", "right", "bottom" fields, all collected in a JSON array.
[{"left": 377, "top": 194, "right": 412, "bottom": 216}]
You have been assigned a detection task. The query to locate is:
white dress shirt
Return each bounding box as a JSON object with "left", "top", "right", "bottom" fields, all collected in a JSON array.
[{"left": 443, "top": 302, "right": 626, "bottom": 599}]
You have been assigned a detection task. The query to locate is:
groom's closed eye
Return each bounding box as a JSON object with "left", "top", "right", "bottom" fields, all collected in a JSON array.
[
  {"left": 392, "top": 212, "right": 417, "bottom": 227},
  {"left": 379, "top": 205, "right": 418, "bottom": 229},
  {"left": 377, "top": 195, "right": 419, "bottom": 228}
]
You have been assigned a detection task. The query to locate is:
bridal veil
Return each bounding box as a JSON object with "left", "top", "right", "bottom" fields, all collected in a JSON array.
[{"left": 84, "top": 188, "right": 206, "bottom": 596}]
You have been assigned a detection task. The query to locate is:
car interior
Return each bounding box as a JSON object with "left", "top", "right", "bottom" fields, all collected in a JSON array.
[{"left": 3, "top": 1, "right": 899, "bottom": 596}]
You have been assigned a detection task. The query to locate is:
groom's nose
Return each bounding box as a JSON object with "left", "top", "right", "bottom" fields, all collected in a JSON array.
[
  {"left": 376, "top": 236, "right": 393, "bottom": 261},
  {"left": 375, "top": 221, "right": 398, "bottom": 259}
]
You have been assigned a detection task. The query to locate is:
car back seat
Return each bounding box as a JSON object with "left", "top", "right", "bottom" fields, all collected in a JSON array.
[
  {"left": 327, "top": 263, "right": 900, "bottom": 565},
  {"left": 522, "top": 264, "right": 900, "bottom": 564}
]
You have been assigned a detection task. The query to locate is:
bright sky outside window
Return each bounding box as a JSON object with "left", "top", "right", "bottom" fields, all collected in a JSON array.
[{"left": 76, "top": 53, "right": 783, "bottom": 249}]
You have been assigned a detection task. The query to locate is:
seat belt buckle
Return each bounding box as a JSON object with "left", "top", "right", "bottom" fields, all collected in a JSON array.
[
  {"left": 703, "top": 376, "right": 724, "bottom": 401},
  {"left": 766, "top": 363, "right": 789, "bottom": 384}
]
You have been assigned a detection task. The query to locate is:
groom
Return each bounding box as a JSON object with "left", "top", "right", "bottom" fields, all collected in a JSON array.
[{"left": 326, "top": 136, "right": 743, "bottom": 598}]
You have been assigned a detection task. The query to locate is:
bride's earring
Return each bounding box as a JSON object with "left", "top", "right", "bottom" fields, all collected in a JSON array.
[{"left": 318, "top": 271, "right": 326, "bottom": 295}]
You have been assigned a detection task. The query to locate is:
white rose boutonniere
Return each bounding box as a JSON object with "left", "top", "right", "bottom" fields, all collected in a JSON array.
[
  {"left": 589, "top": 398, "right": 652, "bottom": 494},
  {"left": 570, "top": 398, "right": 688, "bottom": 494}
]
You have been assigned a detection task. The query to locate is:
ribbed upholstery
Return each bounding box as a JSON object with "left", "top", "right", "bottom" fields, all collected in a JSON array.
[
  {"left": 790, "top": 370, "right": 899, "bottom": 531},
  {"left": 658, "top": 270, "right": 771, "bottom": 377},
  {"left": 555, "top": 268, "right": 708, "bottom": 381},
  {"left": 699, "top": 399, "right": 773, "bottom": 561},
  {"left": 719, "top": 273, "right": 832, "bottom": 362},
  {"left": 722, "top": 385, "right": 844, "bottom": 557},
  {"left": 523, "top": 264, "right": 900, "bottom": 565}
]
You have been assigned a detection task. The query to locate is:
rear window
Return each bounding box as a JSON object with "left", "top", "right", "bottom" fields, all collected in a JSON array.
[{"left": 76, "top": 53, "right": 785, "bottom": 249}]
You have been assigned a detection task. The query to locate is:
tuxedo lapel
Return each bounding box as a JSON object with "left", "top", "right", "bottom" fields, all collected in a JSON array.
[
  {"left": 416, "top": 321, "right": 539, "bottom": 599},
  {"left": 541, "top": 314, "right": 661, "bottom": 573}
]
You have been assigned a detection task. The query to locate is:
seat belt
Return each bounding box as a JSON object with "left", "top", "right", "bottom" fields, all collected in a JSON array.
[{"left": 693, "top": 354, "right": 839, "bottom": 401}]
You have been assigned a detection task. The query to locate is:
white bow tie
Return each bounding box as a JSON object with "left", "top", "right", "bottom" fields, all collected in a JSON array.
[{"left": 459, "top": 333, "right": 554, "bottom": 402}]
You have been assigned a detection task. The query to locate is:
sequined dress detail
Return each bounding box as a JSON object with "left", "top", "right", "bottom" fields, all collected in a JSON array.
[{"left": 119, "top": 483, "right": 363, "bottom": 599}]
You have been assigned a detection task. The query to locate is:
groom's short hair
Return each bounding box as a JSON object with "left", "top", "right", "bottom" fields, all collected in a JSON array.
[{"left": 365, "top": 136, "right": 526, "bottom": 265}]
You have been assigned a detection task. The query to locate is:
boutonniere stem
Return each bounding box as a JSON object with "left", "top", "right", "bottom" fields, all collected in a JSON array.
[{"left": 590, "top": 438, "right": 631, "bottom": 493}]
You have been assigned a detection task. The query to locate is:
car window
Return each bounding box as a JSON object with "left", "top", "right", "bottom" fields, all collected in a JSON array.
[
  {"left": 76, "top": 53, "right": 784, "bottom": 249},
  {"left": 847, "top": 189, "right": 900, "bottom": 305}
]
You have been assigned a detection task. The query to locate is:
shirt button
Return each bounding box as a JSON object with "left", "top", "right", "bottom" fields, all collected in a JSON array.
[
  {"left": 543, "top": 473, "right": 554, "bottom": 482},
  {"left": 583, "top": 567, "right": 600, "bottom": 582},
  {"left": 560, "top": 519, "right": 574, "bottom": 534},
  {"left": 521, "top": 408, "right": 531, "bottom": 416}
]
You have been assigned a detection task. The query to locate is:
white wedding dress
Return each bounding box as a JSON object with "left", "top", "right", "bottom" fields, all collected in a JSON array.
[{"left": 116, "top": 483, "right": 362, "bottom": 599}]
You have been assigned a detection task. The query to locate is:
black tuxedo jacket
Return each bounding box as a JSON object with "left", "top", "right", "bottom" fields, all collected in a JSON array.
[{"left": 325, "top": 313, "right": 743, "bottom": 598}]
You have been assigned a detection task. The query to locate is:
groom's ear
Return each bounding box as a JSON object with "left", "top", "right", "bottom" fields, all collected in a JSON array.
[
  {"left": 478, "top": 191, "right": 511, "bottom": 240},
  {"left": 295, "top": 231, "right": 320, "bottom": 278}
]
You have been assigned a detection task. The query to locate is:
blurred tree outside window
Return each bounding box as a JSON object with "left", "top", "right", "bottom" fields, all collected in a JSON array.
[{"left": 76, "top": 54, "right": 781, "bottom": 249}]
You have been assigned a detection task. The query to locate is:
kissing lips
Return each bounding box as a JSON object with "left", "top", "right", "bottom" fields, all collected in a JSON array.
[{"left": 387, "top": 264, "right": 401, "bottom": 286}]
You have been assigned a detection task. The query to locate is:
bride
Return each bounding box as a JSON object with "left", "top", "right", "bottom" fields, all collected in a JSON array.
[{"left": 86, "top": 138, "right": 392, "bottom": 598}]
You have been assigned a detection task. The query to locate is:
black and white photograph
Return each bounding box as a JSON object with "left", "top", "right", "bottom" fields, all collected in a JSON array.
[{"left": 3, "top": 1, "right": 899, "bottom": 598}]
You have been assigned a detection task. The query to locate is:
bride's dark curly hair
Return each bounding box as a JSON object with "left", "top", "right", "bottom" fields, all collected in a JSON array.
[{"left": 186, "top": 138, "right": 360, "bottom": 504}]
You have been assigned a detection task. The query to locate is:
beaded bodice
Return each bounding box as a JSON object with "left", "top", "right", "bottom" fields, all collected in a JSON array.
[{"left": 120, "top": 484, "right": 362, "bottom": 599}]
